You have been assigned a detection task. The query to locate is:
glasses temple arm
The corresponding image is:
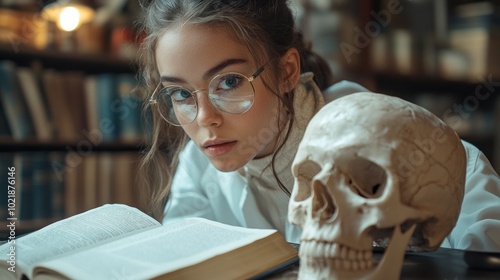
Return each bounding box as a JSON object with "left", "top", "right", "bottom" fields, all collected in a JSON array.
[{"left": 149, "top": 83, "right": 163, "bottom": 104}]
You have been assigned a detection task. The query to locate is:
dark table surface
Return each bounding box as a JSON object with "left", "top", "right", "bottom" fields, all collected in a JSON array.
[{"left": 257, "top": 247, "right": 500, "bottom": 279}]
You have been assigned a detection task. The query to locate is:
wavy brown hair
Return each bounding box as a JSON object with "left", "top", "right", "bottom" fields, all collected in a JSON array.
[{"left": 137, "top": 0, "right": 333, "bottom": 221}]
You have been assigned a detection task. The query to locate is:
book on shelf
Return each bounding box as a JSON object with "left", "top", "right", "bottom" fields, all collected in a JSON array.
[
  {"left": 61, "top": 153, "right": 83, "bottom": 218},
  {"left": 63, "top": 71, "right": 88, "bottom": 139},
  {"left": 83, "top": 75, "right": 100, "bottom": 140},
  {"left": 449, "top": 1, "right": 500, "bottom": 80},
  {"left": 15, "top": 154, "right": 34, "bottom": 221},
  {"left": 0, "top": 96, "right": 11, "bottom": 140},
  {"left": 42, "top": 69, "right": 79, "bottom": 141},
  {"left": 0, "top": 204, "right": 298, "bottom": 280},
  {"left": 48, "top": 153, "right": 65, "bottom": 220},
  {"left": 96, "top": 152, "right": 113, "bottom": 205},
  {"left": 112, "top": 152, "right": 140, "bottom": 207},
  {"left": 96, "top": 73, "right": 120, "bottom": 142},
  {"left": 82, "top": 154, "right": 98, "bottom": 211},
  {"left": 115, "top": 74, "right": 144, "bottom": 143},
  {"left": 0, "top": 60, "right": 36, "bottom": 140},
  {"left": 16, "top": 67, "right": 53, "bottom": 141}
]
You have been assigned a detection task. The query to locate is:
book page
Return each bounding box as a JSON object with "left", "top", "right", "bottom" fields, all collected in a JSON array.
[
  {"left": 0, "top": 204, "right": 160, "bottom": 279},
  {"left": 34, "top": 218, "right": 278, "bottom": 279}
]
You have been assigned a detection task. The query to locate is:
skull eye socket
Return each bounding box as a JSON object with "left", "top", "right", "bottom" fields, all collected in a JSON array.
[
  {"left": 344, "top": 158, "right": 386, "bottom": 198},
  {"left": 293, "top": 160, "right": 321, "bottom": 202}
]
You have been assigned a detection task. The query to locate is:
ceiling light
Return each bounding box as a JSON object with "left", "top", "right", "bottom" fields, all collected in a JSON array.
[{"left": 42, "top": 0, "right": 95, "bottom": 32}]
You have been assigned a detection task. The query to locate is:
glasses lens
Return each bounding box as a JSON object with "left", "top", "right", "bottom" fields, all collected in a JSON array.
[
  {"left": 208, "top": 73, "right": 254, "bottom": 114},
  {"left": 157, "top": 86, "right": 197, "bottom": 126}
]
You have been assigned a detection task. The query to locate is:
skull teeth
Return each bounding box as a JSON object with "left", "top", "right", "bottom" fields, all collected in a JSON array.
[{"left": 300, "top": 240, "right": 373, "bottom": 271}]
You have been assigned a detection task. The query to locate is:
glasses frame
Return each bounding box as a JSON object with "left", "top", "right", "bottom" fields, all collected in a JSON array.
[{"left": 149, "top": 64, "right": 266, "bottom": 126}]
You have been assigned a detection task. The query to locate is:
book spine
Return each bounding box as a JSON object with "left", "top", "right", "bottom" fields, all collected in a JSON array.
[
  {"left": 32, "top": 153, "right": 53, "bottom": 220},
  {"left": 115, "top": 74, "right": 143, "bottom": 143},
  {"left": 449, "top": 3, "right": 500, "bottom": 79},
  {"left": 50, "top": 152, "right": 66, "bottom": 219},
  {"left": 17, "top": 67, "right": 54, "bottom": 141},
  {"left": 0, "top": 60, "right": 36, "bottom": 140},
  {"left": 96, "top": 74, "right": 120, "bottom": 142},
  {"left": 15, "top": 154, "right": 34, "bottom": 221},
  {"left": 0, "top": 95, "right": 12, "bottom": 139},
  {"left": 64, "top": 71, "right": 88, "bottom": 141}
]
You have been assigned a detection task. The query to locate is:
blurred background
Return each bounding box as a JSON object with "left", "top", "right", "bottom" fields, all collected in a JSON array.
[
  {"left": 291, "top": 0, "right": 499, "bottom": 174},
  {"left": 0, "top": 0, "right": 498, "bottom": 237}
]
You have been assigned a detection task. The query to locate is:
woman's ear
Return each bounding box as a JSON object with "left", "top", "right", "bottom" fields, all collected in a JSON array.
[{"left": 280, "top": 47, "right": 301, "bottom": 93}]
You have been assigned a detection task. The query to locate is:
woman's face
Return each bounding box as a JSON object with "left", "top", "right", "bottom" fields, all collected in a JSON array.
[{"left": 155, "top": 24, "right": 283, "bottom": 172}]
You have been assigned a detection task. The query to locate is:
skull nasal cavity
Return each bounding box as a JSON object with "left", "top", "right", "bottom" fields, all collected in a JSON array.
[
  {"left": 345, "top": 158, "right": 386, "bottom": 198},
  {"left": 312, "top": 181, "right": 336, "bottom": 221}
]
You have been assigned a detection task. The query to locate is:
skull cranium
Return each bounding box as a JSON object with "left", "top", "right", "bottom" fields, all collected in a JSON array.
[{"left": 289, "top": 92, "right": 466, "bottom": 279}]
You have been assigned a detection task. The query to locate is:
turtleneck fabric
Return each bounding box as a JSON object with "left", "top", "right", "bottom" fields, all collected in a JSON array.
[{"left": 237, "top": 73, "right": 325, "bottom": 234}]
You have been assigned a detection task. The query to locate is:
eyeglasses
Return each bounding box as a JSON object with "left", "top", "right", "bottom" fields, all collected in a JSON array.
[{"left": 149, "top": 65, "right": 266, "bottom": 126}]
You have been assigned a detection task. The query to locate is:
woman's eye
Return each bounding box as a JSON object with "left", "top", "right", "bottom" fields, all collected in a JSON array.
[
  {"left": 219, "top": 75, "right": 241, "bottom": 90},
  {"left": 170, "top": 89, "right": 192, "bottom": 101}
]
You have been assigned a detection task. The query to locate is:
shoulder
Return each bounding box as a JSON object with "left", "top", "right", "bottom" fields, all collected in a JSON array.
[
  {"left": 462, "top": 140, "right": 480, "bottom": 173},
  {"left": 462, "top": 140, "right": 498, "bottom": 178},
  {"left": 461, "top": 140, "right": 500, "bottom": 196},
  {"left": 322, "top": 80, "right": 371, "bottom": 103},
  {"left": 450, "top": 140, "right": 500, "bottom": 251}
]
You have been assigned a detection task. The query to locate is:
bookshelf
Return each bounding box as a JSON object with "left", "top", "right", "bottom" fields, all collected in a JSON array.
[
  {"left": 365, "top": 0, "right": 500, "bottom": 174},
  {"left": 0, "top": 43, "right": 137, "bottom": 74},
  {"left": 298, "top": 0, "right": 500, "bottom": 174},
  {"left": 0, "top": 7, "right": 146, "bottom": 239},
  {"left": 371, "top": 72, "right": 498, "bottom": 167},
  {"left": 0, "top": 140, "right": 144, "bottom": 152}
]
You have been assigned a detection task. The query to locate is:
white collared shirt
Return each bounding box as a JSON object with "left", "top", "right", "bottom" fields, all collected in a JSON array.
[{"left": 163, "top": 76, "right": 500, "bottom": 252}]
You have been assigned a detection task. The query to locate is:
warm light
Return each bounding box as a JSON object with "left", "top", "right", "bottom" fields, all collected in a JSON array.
[
  {"left": 42, "top": 0, "right": 95, "bottom": 32},
  {"left": 59, "top": 7, "right": 80, "bottom": 31}
]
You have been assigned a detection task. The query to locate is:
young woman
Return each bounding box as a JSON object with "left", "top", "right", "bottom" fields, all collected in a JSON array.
[{"left": 138, "top": 0, "right": 500, "bottom": 251}]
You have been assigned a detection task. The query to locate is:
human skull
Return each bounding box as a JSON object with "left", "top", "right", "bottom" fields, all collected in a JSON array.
[{"left": 289, "top": 92, "right": 466, "bottom": 279}]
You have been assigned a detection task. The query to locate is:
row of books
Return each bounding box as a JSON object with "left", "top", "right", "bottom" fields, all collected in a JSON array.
[
  {"left": 448, "top": 1, "right": 500, "bottom": 80},
  {"left": 0, "top": 59, "right": 146, "bottom": 143},
  {"left": 413, "top": 93, "right": 497, "bottom": 139},
  {"left": 386, "top": 91, "right": 500, "bottom": 174},
  {"left": 0, "top": 152, "right": 143, "bottom": 222},
  {"left": 369, "top": 1, "right": 500, "bottom": 81},
  {"left": 62, "top": 151, "right": 143, "bottom": 217},
  {"left": 0, "top": 153, "right": 64, "bottom": 221}
]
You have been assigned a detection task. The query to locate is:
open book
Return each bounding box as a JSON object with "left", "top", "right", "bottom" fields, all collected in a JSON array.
[{"left": 0, "top": 204, "right": 298, "bottom": 280}]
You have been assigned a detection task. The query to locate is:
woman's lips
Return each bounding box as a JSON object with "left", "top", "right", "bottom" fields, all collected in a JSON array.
[{"left": 203, "top": 141, "right": 237, "bottom": 156}]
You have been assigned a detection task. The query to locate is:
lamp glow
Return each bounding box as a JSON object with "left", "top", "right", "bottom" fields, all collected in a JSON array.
[
  {"left": 59, "top": 7, "right": 80, "bottom": 31},
  {"left": 42, "top": 0, "right": 95, "bottom": 32}
]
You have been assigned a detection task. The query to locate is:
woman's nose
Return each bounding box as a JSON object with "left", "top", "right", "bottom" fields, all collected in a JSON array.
[{"left": 196, "top": 93, "right": 222, "bottom": 127}]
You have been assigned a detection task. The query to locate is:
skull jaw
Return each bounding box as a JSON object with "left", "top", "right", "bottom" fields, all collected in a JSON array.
[{"left": 297, "top": 224, "right": 416, "bottom": 280}]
